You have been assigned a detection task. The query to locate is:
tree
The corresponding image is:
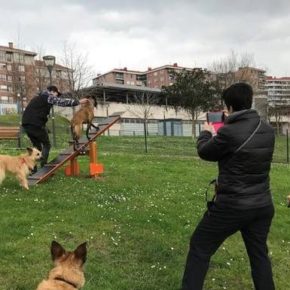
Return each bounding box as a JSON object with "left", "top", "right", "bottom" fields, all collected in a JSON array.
[
  {"left": 268, "top": 105, "right": 290, "bottom": 135},
  {"left": 10, "top": 53, "right": 35, "bottom": 114},
  {"left": 60, "top": 41, "right": 94, "bottom": 98},
  {"left": 162, "top": 68, "right": 220, "bottom": 138},
  {"left": 210, "top": 51, "right": 257, "bottom": 91},
  {"left": 127, "top": 91, "right": 161, "bottom": 152}
]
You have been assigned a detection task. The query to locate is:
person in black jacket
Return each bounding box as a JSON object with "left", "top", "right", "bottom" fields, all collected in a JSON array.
[
  {"left": 22, "top": 85, "right": 88, "bottom": 172},
  {"left": 182, "top": 83, "right": 275, "bottom": 290}
]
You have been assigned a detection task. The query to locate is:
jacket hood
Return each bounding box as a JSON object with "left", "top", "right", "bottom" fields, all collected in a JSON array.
[{"left": 225, "top": 109, "right": 259, "bottom": 124}]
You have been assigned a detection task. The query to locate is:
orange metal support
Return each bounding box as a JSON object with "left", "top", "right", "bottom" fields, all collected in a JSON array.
[
  {"left": 89, "top": 141, "right": 104, "bottom": 177},
  {"left": 64, "top": 157, "right": 80, "bottom": 176}
]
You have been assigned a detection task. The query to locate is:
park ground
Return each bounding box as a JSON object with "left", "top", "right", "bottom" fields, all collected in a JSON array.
[{"left": 0, "top": 115, "right": 290, "bottom": 289}]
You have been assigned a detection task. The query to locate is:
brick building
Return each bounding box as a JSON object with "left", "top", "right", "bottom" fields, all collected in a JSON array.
[
  {"left": 235, "top": 66, "right": 266, "bottom": 92},
  {"left": 0, "top": 42, "right": 72, "bottom": 114},
  {"left": 93, "top": 63, "right": 190, "bottom": 89}
]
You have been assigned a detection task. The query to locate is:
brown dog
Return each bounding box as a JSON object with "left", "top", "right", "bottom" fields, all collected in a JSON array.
[
  {"left": 36, "top": 241, "right": 87, "bottom": 290},
  {"left": 0, "top": 147, "right": 41, "bottom": 190},
  {"left": 287, "top": 195, "right": 290, "bottom": 207},
  {"left": 70, "top": 96, "right": 99, "bottom": 150}
]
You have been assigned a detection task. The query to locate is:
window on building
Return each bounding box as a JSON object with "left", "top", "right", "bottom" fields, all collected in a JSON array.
[
  {"left": 61, "top": 71, "right": 70, "bottom": 80},
  {"left": 13, "top": 52, "right": 20, "bottom": 63},
  {"left": 18, "top": 65, "right": 25, "bottom": 72},
  {"left": 7, "top": 75, "right": 12, "bottom": 82},
  {"left": 0, "top": 74, "right": 6, "bottom": 81},
  {"left": 18, "top": 54, "right": 25, "bottom": 63},
  {"left": 25, "top": 55, "right": 34, "bottom": 65},
  {"left": 0, "top": 96, "right": 9, "bottom": 103},
  {"left": 115, "top": 73, "right": 124, "bottom": 80},
  {"left": 6, "top": 52, "right": 12, "bottom": 62},
  {"left": 0, "top": 85, "right": 8, "bottom": 91},
  {"left": 0, "top": 51, "right": 5, "bottom": 62}
]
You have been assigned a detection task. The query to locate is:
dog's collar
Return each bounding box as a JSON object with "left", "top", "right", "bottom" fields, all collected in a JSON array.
[
  {"left": 54, "top": 277, "right": 78, "bottom": 289},
  {"left": 20, "top": 158, "right": 33, "bottom": 170}
]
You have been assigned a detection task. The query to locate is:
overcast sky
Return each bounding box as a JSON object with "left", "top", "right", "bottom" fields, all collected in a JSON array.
[{"left": 1, "top": 0, "right": 289, "bottom": 77}]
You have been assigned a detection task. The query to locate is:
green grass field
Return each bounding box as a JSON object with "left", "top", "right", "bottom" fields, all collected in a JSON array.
[{"left": 0, "top": 115, "right": 290, "bottom": 289}]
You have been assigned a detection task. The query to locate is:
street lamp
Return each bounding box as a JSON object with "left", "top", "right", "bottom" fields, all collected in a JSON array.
[
  {"left": 43, "top": 55, "right": 56, "bottom": 147},
  {"left": 17, "top": 93, "right": 21, "bottom": 114}
]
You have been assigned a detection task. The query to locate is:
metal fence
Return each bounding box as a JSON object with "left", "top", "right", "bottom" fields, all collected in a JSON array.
[{"left": 0, "top": 121, "right": 289, "bottom": 164}]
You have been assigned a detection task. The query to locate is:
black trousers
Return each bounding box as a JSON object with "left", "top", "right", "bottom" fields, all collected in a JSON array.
[
  {"left": 22, "top": 125, "right": 51, "bottom": 167},
  {"left": 182, "top": 203, "right": 275, "bottom": 290}
]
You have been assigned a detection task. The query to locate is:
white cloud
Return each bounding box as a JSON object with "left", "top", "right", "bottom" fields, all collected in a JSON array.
[{"left": 0, "top": 0, "right": 289, "bottom": 77}]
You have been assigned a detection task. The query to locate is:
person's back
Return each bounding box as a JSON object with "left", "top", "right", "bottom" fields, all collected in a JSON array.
[
  {"left": 198, "top": 108, "right": 275, "bottom": 209},
  {"left": 182, "top": 83, "right": 275, "bottom": 290},
  {"left": 22, "top": 91, "right": 51, "bottom": 128}
]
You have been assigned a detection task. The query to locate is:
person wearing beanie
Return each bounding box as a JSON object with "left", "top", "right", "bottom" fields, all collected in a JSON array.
[{"left": 22, "top": 86, "right": 88, "bottom": 172}]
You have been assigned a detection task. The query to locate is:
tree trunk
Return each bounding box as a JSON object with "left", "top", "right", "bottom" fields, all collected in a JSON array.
[{"left": 191, "top": 110, "right": 196, "bottom": 138}]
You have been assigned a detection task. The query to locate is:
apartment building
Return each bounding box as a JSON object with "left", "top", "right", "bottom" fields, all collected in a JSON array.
[
  {"left": 0, "top": 42, "right": 72, "bottom": 114},
  {"left": 93, "top": 63, "right": 190, "bottom": 89},
  {"left": 94, "top": 67, "right": 146, "bottom": 87},
  {"left": 235, "top": 67, "right": 266, "bottom": 92},
  {"left": 265, "top": 76, "right": 290, "bottom": 106}
]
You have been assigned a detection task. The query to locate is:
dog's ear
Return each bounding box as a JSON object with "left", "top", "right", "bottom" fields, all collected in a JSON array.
[
  {"left": 26, "top": 147, "right": 33, "bottom": 155},
  {"left": 51, "top": 241, "right": 66, "bottom": 261},
  {"left": 74, "top": 242, "right": 87, "bottom": 264}
]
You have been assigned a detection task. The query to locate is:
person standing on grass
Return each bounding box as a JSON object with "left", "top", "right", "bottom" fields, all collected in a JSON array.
[
  {"left": 22, "top": 85, "right": 88, "bottom": 172},
  {"left": 182, "top": 83, "right": 275, "bottom": 290}
]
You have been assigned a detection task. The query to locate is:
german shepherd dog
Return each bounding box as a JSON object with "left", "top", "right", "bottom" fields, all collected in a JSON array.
[
  {"left": 70, "top": 96, "right": 99, "bottom": 150},
  {"left": 0, "top": 147, "right": 41, "bottom": 190},
  {"left": 36, "top": 241, "right": 87, "bottom": 290}
]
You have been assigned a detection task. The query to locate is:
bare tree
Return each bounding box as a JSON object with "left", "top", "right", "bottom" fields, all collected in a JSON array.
[
  {"left": 210, "top": 50, "right": 256, "bottom": 91},
  {"left": 60, "top": 41, "right": 95, "bottom": 98},
  {"left": 10, "top": 53, "right": 35, "bottom": 113},
  {"left": 127, "top": 91, "right": 161, "bottom": 152}
]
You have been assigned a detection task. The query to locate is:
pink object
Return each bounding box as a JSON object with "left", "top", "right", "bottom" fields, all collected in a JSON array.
[{"left": 212, "top": 122, "right": 224, "bottom": 133}]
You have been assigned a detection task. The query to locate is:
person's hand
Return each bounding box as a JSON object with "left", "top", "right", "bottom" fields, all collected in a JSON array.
[
  {"left": 203, "top": 122, "right": 215, "bottom": 135},
  {"left": 223, "top": 109, "right": 229, "bottom": 117},
  {"left": 79, "top": 98, "right": 89, "bottom": 104}
]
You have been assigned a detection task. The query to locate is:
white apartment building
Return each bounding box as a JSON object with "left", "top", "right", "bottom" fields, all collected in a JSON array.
[{"left": 265, "top": 76, "right": 290, "bottom": 106}]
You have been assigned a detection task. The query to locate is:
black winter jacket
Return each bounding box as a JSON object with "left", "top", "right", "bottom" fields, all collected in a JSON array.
[
  {"left": 22, "top": 91, "right": 79, "bottom": 128},
  {"left": 197, "top": 109, "right": 275, "bottom": 209}
]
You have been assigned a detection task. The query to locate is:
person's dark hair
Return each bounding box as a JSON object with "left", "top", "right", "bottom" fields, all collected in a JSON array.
[
  {"left": 222, "top": 82, "right": 253, "bottom": 112},
  {"left": 47, "top": 85, "right": 60, "bottom": 95}
]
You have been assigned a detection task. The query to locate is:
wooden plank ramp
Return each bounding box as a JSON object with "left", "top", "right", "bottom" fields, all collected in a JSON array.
[{"left": 28, "top": 113, "right": 122, "bottom": 186}]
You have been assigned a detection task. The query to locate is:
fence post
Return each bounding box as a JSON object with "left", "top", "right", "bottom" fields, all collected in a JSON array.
[{"left": 287, "top": 129, "right": 289, "bottom": 163}]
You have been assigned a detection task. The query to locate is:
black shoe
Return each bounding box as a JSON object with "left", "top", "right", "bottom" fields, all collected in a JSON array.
[{"left": 40, "top": 158, "right": 48, "bottom": 168}]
